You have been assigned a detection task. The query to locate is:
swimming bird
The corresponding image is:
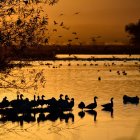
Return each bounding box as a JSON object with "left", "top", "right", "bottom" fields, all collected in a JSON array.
[
  {"left": 75, "top": 37, "right": 79, "bottom": 40},
  {"left": 53, "top": 29, "right": 57, "bottom": 32},
  {"left": 78, "top": 102, "right": 85, "bottom": 110},
  {"left": 58, "top": 94, "right": 64, "bottom": 107},
  {"left": 85, "top": 96, "right": 98, "bottom": 110},
  {"left": 68, "top": 98, "right": 74, "bottom": 110},
  {"left": 63, "top": 95, "right": 69, "bottom": 106},
  {"left": 72, "top": 32, "right": 77, "bottom": 35},
  {"left": 39, "top": 95, "right": 45, "bottom": 107},
  {"left": 101, "top": 97, "right": 114, "bottom": 109},
  {"left": 123, "top": 95, "right": 139, "bottom": 104},
  {"left": 30, "top": 95, "right": 37, "bottom": 108},
  {"left": 60, "top": 22, "right": 64, "bottom": 26},
  {"left": 68, "top": 39, "right": 72, "bottom": 42},
  {"left": 0, "top": 97, "right": 10, "bottom": 108},
  {"left": 53, "top": 20, "right": 58, "bottom": 25},
  {"left": 59, "top": 13, "right": 64, "bottom": 16},
  {"left": 98, "top": 77, "right": 101, "bottom": 81},
  {"left": 74, "top": 12, "right": 80, "bottom": 15},
  {"left": 10, "top": 95, "right": 20, "bottom": 108}
]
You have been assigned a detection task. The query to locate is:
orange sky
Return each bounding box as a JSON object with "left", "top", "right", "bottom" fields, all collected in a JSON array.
[{"left": 46, "top": 0, "right": 140, "bottom": 45}]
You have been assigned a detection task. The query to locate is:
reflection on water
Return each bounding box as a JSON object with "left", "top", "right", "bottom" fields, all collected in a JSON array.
[
  {"left": 102, "top": 108, "right": 114, "bottom": 118},
  {"left": 0, "top": 55, "right": 140, "bottom": 140},
  {"left": 56, "top": 54, "right": 140, "bottom": 59}
]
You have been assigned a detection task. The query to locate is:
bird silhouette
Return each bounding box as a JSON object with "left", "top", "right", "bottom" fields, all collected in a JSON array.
[
  {"left": 58, "top": 94, "right": 64, "bottom": 107},
  {"left": 101, "top": 97, "right": 114, "bottom": 109},
  {"left": 98, "top": 77, "right": 101, "bottom": 81},
  {"left": 85, "top": 96, "right": 98, "bottom": 110},
  {"left": 59, "top": 13, "right": 64, "bottom": 16},
  {"left": 30, "top": 95, "right": 37, "bottom": 108},
  {"left": 123, "top": 95, "right": 139, "bottom": 104},
  {"left": 74, "top": 12, "right": 80, "bottom": 15},
  {"left": 67, "top": 98, "right": 74, "bottom": 110},
  {"left": 10, "top": 95, "right": 20, "bottom": 108},
  {"left": 78, "top": 101, "right": 85, "bottom": 110},
  {"left": 53, "top": 20, "right": 58, "bottom": 25},
  {"left": 60, "top": 22, "right": 64, "bottom": 26},
  {"left": 0, "top": 97, "right": 10, "bottom": 108},
  {"left": 72, "top": 32, "right": 77, "bottom": 35},
  {"left": 53, "top": 29, "right": 57, "bottom": 32}
]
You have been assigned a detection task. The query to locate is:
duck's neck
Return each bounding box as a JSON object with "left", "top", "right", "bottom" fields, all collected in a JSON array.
[
  {"left": 17, "top": 95, "right": 19, "bottom": 100},
  {"left": 37, "top": 96, "right": 40, "bottom": 101},
  {"left": 111, "top": 99, "right": 113, "bottom": 106},
  {"left": 42, "top": 96, "right": 44, "bottom": 100},
  {"left": 34, "top": 95, "right": 36, "bottom": 101},
  {"left": 94, "top": 98, "right": 97, "bottom": 104}
]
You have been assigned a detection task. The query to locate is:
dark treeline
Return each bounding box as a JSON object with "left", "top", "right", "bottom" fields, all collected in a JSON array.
[
  {"left": 56, "top": 44, "right": 140, "bottom": 55},
  {"left": 6, "top": 44, "right": 140, "bottom": 61}
]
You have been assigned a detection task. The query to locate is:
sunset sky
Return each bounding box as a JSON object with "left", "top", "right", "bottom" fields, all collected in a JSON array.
[{"left": 47, "top": 0, "right": 140, "bottom": 45}]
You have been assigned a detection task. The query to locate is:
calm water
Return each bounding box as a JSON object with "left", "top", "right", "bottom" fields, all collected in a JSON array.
[{"left": 0, "top": 55, "right": 140, "bottom": 140}]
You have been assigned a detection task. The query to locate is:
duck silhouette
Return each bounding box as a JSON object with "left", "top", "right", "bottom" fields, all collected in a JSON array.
[
  {"left": 39, "top": 95, "right": 45, "bottom": 107},
  {"left": 10, "top": 95, "right": 20, "bottom": 108},
  {"left": 30, "top": 95, "right": 37, "bottom": 108},
  {"left": 58, "top": 94, "right": 64, "bottom": 107},
  {"left": 78, "top": 102, "right": 85, "bottom": 110},
  {"left": 101, "top": 97, "right": 114, "bottom": 109},
  {"left": 123, "top": 95, "right": 139, "bottom": 104},
  {"left": 67, "top": 98, "right": 74, "bottom": 110},
  {"left": 61, "top": 95, "right": 69, "bottom": 107},
  {"left": 0, "top": 97, "right": 10, "bottom": 108},
  {"left": 85, "top": 96, "right": 98, "bottom": 110}
]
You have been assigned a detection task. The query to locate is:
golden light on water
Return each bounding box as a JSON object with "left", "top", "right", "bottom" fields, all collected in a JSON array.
[
  {"left": 0, "top": 57, "right": 140, "bottom": 140},
  {"left": 0, "top": 0, "right": 140, "bottom": 140}
]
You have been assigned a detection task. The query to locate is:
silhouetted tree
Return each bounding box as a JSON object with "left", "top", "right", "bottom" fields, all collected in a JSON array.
[
  {"left": 125, "top": 19, "right": 140, "bottom": 46},
  {"left": 0, "top": 0, "right": 58, "bottom": 92},
  {"left": 0, "top": 0, "right": 59, "bottom": 69}
]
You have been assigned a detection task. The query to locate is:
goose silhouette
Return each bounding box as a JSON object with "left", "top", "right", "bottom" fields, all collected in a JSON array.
[
  {"left": 123, "top": 95, "right": 139, "bottom": 104},
  {"left": 39, "top": 95, "right": 45, "bottom": 107},
  {"left": 101, "top": 97, "right": 114, "bottom": 109},
  {"left": 85, "top": 96, "right": 98, "bottom": 110},
  {"left": 67, "top": 98, "right": 74, "bottom": 110},
  {"left": 10, "top": 95, "right": 20, "bottom": 108},
  {"left": 30, "top": 95, "right": 37, "bottom": 108},
  {"left": 0, "top": 97, "right": 10, "bottom": 108},
  {"left": 58, "top": 94, "right": 64, "bottom": 107}
]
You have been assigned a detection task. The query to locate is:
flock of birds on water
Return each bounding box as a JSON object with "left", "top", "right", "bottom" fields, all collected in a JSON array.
[
  {"left": 0, "top": 93, "right": 139, "bottom": 125},
  {"left": 38, "top": 60, "right": 140, "bottom": 81}
]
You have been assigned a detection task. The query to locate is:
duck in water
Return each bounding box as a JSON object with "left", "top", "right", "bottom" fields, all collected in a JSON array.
[{"left": 85, "top": 96, "right": 98, "bottom": 110}]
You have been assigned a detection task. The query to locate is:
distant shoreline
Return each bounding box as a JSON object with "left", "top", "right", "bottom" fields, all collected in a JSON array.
[{"left": 5, "top": 44, "right": 140, "bottom": 62}]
